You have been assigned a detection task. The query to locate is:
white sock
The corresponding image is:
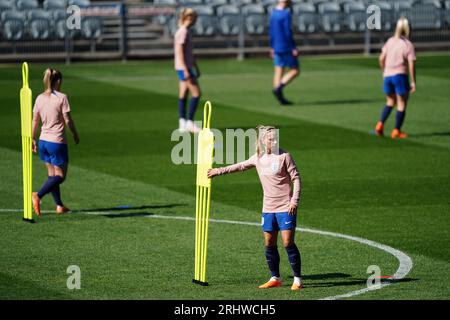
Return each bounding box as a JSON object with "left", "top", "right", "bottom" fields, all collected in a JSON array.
[
  {"left": 293, "top": 276, "right": 302, "bottom": 285},
  {"left": 179, "top": 118, "right": 186, "bottom": 132},
  {"left": 270, "top": 276, "right": 281, "bottom": 282}
]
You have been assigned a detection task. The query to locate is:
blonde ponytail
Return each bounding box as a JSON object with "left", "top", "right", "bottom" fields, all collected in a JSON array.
[
  {"left": 394, "top": 17, "right": 410, "bottom": 39},
  {"left": 178, "top": 7, "right": 197, "bottom": 27},
  {"left": 43, "top": 68, "right": 63, "bottom": 93},
  {"left": 43, "top": 68, "right": 52, "bottom": 93}
]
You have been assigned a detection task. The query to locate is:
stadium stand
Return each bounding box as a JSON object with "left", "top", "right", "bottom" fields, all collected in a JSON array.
[
  {"left": 191, "top": 5, "right": 216, "bottom": 36},
  {"left": 28, "top": 9, "right": 52, "bottom": 39},
  {"left": 409, "top": 0, "right": 443, "bottom": 30},
  {"left": 342, "top": 0, "right": 366, "bottom": 32},
  {"left": 1, "top": 10, "right": 25, "bottom": 41},
  {"left": 242, "top": 3, "right": 267, "bottom": 35},
  {"left": 318, "top": 1, "right": 342, "bottom": 32},
  {"left": 43, "top": 0, "right": 67, "bottom": 10},
  {"left": 293, "top": 2, "right": 318, "bottom": 33},
  {"left": 217, "top": 4, "right": 241, "bottom": 36}
]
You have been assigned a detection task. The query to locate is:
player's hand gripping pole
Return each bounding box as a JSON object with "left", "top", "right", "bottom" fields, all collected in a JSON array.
[
  {"left": 20, "top": 62, "right": 34, "bottom": 223},
  {"left": 193, "top": 101, "right": 214, "bottom": 286}
]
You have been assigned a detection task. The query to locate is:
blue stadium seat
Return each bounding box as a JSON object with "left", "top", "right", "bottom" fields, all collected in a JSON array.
[
  {"left": 1, "top": 10, "right": 25, "bottom": 40},
  {"left": 409, "top": 0, "right": 442, "bottom": 30},
  {"left": 153, "top": 0, "right": 177, "bottom": 4},
  {"left": 191, "top": 5, "right": 216, "bottom": 36},
  {"left": 242, "top": 3, "right": 267, "bottom": 35},
  {"left": 293, "top": 2, "right": 318, "bottom": 33},
  {"left": 318, "top": 2, "right": 342, "bottom": 32},
  {"left": 43, "top": 0, "right": 67, "bottom": 10},
  {"left": 343, "top": 1, "right": 366, "bottom": 32},
  {"left": 216, "top": 4, "right": 241, "bottom": 36},
  {"left": 27, "top": 9, "right": 52, "bottom": 39}
]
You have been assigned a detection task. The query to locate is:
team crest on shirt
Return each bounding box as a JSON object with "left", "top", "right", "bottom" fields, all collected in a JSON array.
[{"left": 271, "top": 162, "right": 279, "bottom": 173}]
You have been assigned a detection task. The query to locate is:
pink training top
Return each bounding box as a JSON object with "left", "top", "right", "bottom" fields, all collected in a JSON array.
[
  {"left": 174, "top": 26, "right": 194, "bottom": 70},
  {"left": 382, "top": 36, "right": 416, "bottom": 77},
  {"left": 215, "top": 150, "right": 301, "bottom": 213},
  {"left": 33, "top": 91, "right": 71, "bottom": 144}
]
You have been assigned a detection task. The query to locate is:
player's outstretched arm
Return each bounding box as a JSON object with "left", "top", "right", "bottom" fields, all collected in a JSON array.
[{"left": 207, "top": 155, "right": 257, "bottom": 178}]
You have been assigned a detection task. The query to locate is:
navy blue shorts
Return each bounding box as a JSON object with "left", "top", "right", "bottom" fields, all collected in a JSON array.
[
  {"left": 273, "top": 52, "right": 299, "bottom": 68},
  {"left": 383, "top": 74, "right": 410, "bottom": 96},
  {"left": 261, "top": 212, "right": 297, "bottom": 232},
  {"left": 39, "top": 140, "right": 69, "bottom": 167},
  {"left": 176, "top": 68, "right": 197, "bottom": 81}
]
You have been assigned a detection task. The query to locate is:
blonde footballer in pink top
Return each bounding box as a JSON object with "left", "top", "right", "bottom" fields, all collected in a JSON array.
[
  {"left": 375, "top": 18, "right": 417, "bottom": 139},
  {"left": 31, "top": 69, "right": 80, "bottom": 217},
  {"left": 208, "top": 126, "right": 303, "bottom": 291},
  {"left": 174, "top": 8, "right": 202, "bottom": 134}
]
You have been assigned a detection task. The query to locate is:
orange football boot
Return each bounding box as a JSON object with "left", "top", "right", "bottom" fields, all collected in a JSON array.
[
  {"left": 391, "top": 129, "right": 408, "bottom": 139},
  {"left": 375, "top": 121, "right": 384, "bottom": 136},
  {"left": 32, "top": 192, "right": 41, "bottom": 217},
  {"left": 291, "top": 283, "right": 304, "bottom": 291},
  {"left": 258, "top": 279, "right": 282, "bottom": 289},
  {"left": 56, "top": 206, "right": 71, "bottom": 215}
]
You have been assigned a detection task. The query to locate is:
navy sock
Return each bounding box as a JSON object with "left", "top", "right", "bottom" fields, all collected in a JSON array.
[
  {"left": 380, "top": 105, "right": 394, "bottom": 123},
  {"left": 264, "top": 246, "right": 280, "bottom": 278},
  {"left": 395, "top": 111, "right": 406, "bottom": 130},
  {"left": 285, "top": 243, "right": 301, "bottom": 278},
  {"left": 275, "top": 83, "right": 285, "bottom": 94},
  {"left": 188, "top": 96, "right": 200, "bottom": 120},
  {"left": 38, "top": 176, "right": 64, "bottom": 199},
  {"left": 178, "top": 97, "right": 187, "bottom": 119},
  {"left": 49, "top": 176, "right": 63, "bottom": 206}
]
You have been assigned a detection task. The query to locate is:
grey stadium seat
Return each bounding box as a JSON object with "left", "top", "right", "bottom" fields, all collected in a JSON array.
[
  {"left": 16, "top": 0, "right": 38, "bottom": 11},
  {"left": 43, "top": 0, "right": 67, "bottom": 10},
  {"left": 82, "top": 17, "right": 102, "bottom": 39},
  {"left": 28, "top": 9, "right": 52, "bottom": 39},
  {"left": 343, "top": 1, "right": 366, "bottom": 32},
  {"left": 293, "top": 2, "right": 318, "bottom": 34},
  {"left": 318, "top": 2, "right": 342, "bottom": 32},
  {"left": 191, "top": 5, "right": 216, "bottom": 36},
  {"left": 229, "top": 0, "right": 254, "bottom": 7},
  {"left": 180, "top": 0, "right": 203, "bottom": 6},
  {"left": 217, "top": 4, "right": 241, "bottom": 36},
  {"left": 2, "top": 10, "right": 26, "bottom": 40},
  {"left": 409, "top": 0, "right": 442, "bottom": 30},
  {"left": 52, "top": 9, "right": 77, "bottom": 39},
  {"left": 67, "top": 0, "right": 90, "bottom": 7},
  {"left": 446, "top": 1, "right": 450, "bottom": 26},
  {"left": 393, "top": 0, "right": 412, "bottom": 21},
  {"left": 242, "top": 4, "right": 266, "bottom": 35},
  {"left": 0, "top": 0, "right": 14, "bottom": 16}
]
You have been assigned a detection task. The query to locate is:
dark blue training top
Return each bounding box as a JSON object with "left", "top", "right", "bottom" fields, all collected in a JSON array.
[{"left": 269, "top": 7, "right": 296, "bottom": 53}]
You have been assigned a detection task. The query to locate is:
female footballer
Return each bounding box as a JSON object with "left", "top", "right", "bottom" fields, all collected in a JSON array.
[
  {"left": 208, "top": 126, "right": 303, "bottom": 290},
  {"left": 174, "top": 8, "right": 201, "bottom": 133},
  {"left": 269, "top": 0, "right": 300, "bottom": 105},
  {"left": 375, "top": 17, "right": 416, "bottom": 139},
  {"left": 31, "top": 68, "right": 79, "bottom": 216}
]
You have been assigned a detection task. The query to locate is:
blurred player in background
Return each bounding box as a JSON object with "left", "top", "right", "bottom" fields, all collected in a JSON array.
[
  {"left": 174, "top": 8, "right": 202, "bottom": 133},
  {"left": 31, "top": 69, "right": 79, "bottom": 216},
  {"left": 269, "top": 0, "right": 300, "bottom": 105},
  {"left": 208, "top": 126, "right": 303, "bottom": 291},
  {"left": 375, "top": 17, "right": 416, "bottom": 139}
]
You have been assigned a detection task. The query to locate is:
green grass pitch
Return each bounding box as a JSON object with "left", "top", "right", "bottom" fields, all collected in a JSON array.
[{"left": 0, "top": 53, "right": 449, "bottom": 299}]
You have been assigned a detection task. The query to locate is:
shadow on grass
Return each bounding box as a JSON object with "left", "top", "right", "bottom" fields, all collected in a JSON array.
[
  {"left": 409, "top": 132, "right": 450, "bottom": 138},
  {"left": 304, "top": 277, "right": 418, "bottom": 288},
  {"left": 292, "top": 98, "right": 379, "bottom": 107},
  {"left": 75, "top": 204, "right": 186, "bottom": 213}
]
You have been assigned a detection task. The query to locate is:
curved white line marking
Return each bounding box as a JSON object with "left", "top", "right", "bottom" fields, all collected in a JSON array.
[{"left": 0, "top": 208, "right": 413, "bottom": 300}]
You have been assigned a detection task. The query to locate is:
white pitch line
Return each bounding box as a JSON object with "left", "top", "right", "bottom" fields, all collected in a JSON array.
[{"left": 0, "top": 208, "right": 413, "bottom": 300}]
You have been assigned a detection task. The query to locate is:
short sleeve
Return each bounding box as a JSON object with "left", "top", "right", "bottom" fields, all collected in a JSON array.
[
  {"left": 175, "top": 28, "right": 187, "bottom": 45},
  {"left": 61, "top": 95, "right": 71, "bottom": 113},
  {"left": 32, "top": 96, "right": 41, "bottom": 114},
  {"left": 406, "top": 41, "right": 416, "bottom": 62}
]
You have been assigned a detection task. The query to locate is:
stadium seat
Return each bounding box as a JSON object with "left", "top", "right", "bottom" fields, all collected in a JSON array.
[
  {"left": 446, "top": 1, "right": 450, "bottom": 27},
  {"left": 409, "top": 0, "right": 442, "bottom": 30},
  {"left": 1, "top": 10, "right": 25, "bottom": 40},
  {"left": 81, "top": 17, "right": 102, "bottom": 39},
  {"left": 191, "top": 5, "right": 216, "bottom": 36},
  {"left": 229, "top": 0, "right": 254, "bottom": 7},
  {"left": 67, "top": 0, "right": 90, "bottom": 7},
  {"left": 16, "top": 0, "right": 38, "bottom": 11},
  {"left": 0, "top": 0, "right": 14, "bottom": 16},
  {"left": 43, "top": 0, "right": 67, "bottom": 10},
  {"left": 343, "top": 1, "right": 366, "bottom": 32},
  {"left": 27, "top": 9, "right": 52, "bottom": 39},
  {"left": 217, "top": 4, "right": 241, "bottom": 36},
  {"left": 180, "top": 0, "right": 203, "bottom": 6},
  {"left": 242, "top": 4, "right": 267, "bottom": 35},
  {"left": 317, "top": 2, "right": 342, "bottom": 32},
  {"left": 209, "top": 0, "right": 228, "bottom": 9},
  {"left": 293, "top": 2, "right": 318, "bottom": 34},
  {"left": 393, "top": 0, "right": 412, "bottom": 21}
]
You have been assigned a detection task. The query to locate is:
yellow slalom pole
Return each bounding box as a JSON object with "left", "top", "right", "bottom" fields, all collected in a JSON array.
[
  {"left": 20, "top": 62, "right": 34, "bottom": 223},
  {"left": 193, "top": 101, "right": 214, "bottom": 286}
]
